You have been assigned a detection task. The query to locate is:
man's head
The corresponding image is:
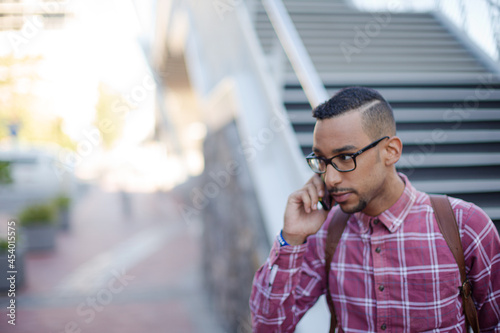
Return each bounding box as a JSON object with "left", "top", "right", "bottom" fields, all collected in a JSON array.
[
  {"left": 311, "top": 86, "right": 403, "bottom": 216},
  {"left": 313, "top": 86, "right": 396, "bottom": 140}
]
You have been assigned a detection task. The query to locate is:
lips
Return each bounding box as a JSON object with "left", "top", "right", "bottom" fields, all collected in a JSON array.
[{"left": 332, "top": 192, "right": 352, "bottom": 203}]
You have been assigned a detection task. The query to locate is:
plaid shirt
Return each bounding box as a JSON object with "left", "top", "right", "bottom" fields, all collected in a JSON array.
[{"left": 250, "top": 174, "right": 500, "bottom": 332}]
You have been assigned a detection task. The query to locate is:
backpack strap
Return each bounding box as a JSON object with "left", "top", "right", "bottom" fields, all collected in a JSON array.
[
  {"left": 429, "top": 194, "right": 479, "bottom": 333},
  {"left": 324, "top": 208, "right": 350, "bottom": 332}
]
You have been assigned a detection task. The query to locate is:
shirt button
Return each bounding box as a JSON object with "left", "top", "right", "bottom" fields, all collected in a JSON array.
[
  {"left": 374, "top": 219, "right": 379, "bottom": 225},
  {"left": 381, "top": 323, "right": 387, "bottom": 330},
  {"left": 375, "top": 247, "right": 381, "bottom": 253},
  {"left": 379, "top": 285, "right": 385, "bottom": 292}
]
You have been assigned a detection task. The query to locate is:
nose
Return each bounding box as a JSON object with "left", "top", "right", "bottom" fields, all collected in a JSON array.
[{"left": 323, "top": 164, "right": 342, "bottom": 189}]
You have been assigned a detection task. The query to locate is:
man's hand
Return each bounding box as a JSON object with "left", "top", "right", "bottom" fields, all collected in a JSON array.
[{"left": 283, "top": 174, "right": 332, "bottom": 245}]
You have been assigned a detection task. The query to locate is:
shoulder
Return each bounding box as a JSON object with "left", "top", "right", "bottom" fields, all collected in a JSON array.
[
  {"left": 446, "top": 196, "right": 499, "bottom": 255},
  {"left": 446, "top": 196, "right": 492, "bottom": 232},
  {"left": 421, "top": 194, "right": 499, "bottom": 265},
  {"left": 419, "top": 193, "right": 492, "bottom": 231}
]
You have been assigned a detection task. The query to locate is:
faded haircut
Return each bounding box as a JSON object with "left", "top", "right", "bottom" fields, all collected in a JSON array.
[{"left": 312, "top": 86, "right": 396, "bottom": 139}]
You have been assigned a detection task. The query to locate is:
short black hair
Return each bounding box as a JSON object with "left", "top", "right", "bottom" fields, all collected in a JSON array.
[{"left": 312, "top": 86, "right": 396, "bottom": 139}]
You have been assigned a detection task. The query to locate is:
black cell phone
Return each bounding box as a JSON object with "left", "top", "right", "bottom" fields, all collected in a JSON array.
[
  {"left": 319, "top": 193, "right": 332, "bottom": 211},
  {"left": 318, "top": 175, "right": 332, "bottom": 211}
]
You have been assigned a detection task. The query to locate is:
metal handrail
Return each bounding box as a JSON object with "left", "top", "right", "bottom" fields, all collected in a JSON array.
[
  {"left": 261, "top": 0, "right": 329, "bottom": 108},
  {"left": 485, "top": 0, "right": 500, "bottom": 60}
]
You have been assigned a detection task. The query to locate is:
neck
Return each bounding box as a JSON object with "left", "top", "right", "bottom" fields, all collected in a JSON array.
[{"left": 362, "top": 171, "right": 405, "bottom": 216}]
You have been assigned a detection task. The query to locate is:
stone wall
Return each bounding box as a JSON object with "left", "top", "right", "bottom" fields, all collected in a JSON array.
[{"left": 198, "top": 121, "right": 270, "bottom": 332}]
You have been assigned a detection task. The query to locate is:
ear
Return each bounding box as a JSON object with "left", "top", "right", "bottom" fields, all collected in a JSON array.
[{"left": 383, "top": 136, "right": 402, "bottom": 166}]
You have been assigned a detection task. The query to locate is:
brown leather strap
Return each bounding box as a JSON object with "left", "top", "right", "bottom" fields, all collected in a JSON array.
[
  {"left": 429, "top": 195, "right": 479, "bottom": 333},
  {"left": 325, "top": 209, "right": 350, "bottom": 333}
]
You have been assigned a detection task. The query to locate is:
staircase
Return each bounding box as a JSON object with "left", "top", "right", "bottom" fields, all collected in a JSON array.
[{"left": 249, "top": 0, "right": 500, "bottom": 228}]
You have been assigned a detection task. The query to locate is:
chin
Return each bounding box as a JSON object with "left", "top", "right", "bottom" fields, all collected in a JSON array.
[{"left": 339, "top": 200, "right": 367, "bottom": 214}]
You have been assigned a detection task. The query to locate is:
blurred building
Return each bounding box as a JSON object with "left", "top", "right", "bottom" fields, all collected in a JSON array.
[
  {"left": 0, "top": 0, "right": 77, "bottom": 214},
  {"left": 152, "top": 0, "right": 500, "bottom": 331},
  {"left": 0, "top": 0, "right": 73, "bottom": 31}
]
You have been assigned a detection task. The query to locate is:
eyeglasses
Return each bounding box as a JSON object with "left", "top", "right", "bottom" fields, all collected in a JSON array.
[{"left": 306, "top": 136, "right": 389, "bottom": 173}]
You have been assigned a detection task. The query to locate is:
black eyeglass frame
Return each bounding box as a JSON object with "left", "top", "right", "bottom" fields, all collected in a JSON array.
[{"left": 306, "top": 136, "right": 390, "bottom": 173}]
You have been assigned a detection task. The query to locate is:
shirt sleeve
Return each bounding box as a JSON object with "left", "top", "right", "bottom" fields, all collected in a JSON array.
[
  {"left": 456, "top": 200, "right": 500, "bottom": 332},
  {"left": 249, "top": 230, "right": 327, "bottom": 332}
]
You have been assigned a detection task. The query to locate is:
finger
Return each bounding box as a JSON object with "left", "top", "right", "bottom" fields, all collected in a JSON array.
[
  {"left": 306, "top": 174, "right": 326, "bottom": 200},
  {"left": 288, "top": 189, "right": 311, "bottom": 213},
  {"left": 311, "top": 174, "right": 326, "bottom": 197},
  {"left": 305, "top": 183, "right": 321, "bottom": 211},
  {"left": 298, "top": 189, "right": 313, "bottom": 213}
]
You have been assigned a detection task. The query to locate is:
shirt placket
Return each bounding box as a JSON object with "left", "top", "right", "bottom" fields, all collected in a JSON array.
[{"left": 371, "top": 218, "right": 390, "bottom": 332}]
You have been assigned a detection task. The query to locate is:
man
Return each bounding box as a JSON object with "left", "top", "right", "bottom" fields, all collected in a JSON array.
[{"left": 250, "top": 87, "right": 500, "bottom": 332}]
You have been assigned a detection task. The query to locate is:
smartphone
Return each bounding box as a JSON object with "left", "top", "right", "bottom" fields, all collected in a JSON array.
[
  {"left": 318, "top": 175, "right": 332, "bottom": 211},
  {"left": 319, "top": 193, "right": 332, "bottom": 211}
]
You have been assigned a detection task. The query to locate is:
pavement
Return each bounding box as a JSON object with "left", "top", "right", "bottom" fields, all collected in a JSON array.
[{"left": 0, "top": 181, "right": 226, "bottom": 333}]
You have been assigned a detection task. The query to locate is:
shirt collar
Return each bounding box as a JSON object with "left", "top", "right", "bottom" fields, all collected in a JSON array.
[{"left": 353, "top": 173, "right": 417, "bottom": 233}]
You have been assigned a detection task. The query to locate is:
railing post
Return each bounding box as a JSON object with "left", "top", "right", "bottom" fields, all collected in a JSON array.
[
  {"left": 261, "top": 0, "right": 329, "bottom": 108},
  {"left": 458, "top": 0, "right": 468, "bottom": 31},
  {"left": 486, "top": 0, "right": 500, "bottom": 61}
]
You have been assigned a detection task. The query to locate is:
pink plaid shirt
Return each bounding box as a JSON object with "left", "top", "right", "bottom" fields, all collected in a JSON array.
[{"left": 250, "top": 174, "right": 500, "bottom": 332}]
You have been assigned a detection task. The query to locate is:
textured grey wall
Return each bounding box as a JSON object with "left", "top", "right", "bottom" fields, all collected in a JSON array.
[{"left": 199, "top": 121, "right": 270, "bottom": 332}]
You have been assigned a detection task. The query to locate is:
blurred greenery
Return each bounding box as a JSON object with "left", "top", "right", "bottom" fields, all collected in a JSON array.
[
  {"left": 0, "top": 54, "right": 76, "bottom": 150},
  {"left": 52, "top": 194, "right": 71, "bottom": 209},
  {"left": 0, "top": 239, "right": 8, "bottom": 252},
  {"left": 0, "top": 161, "right": 13, "bottom": 185},
  {"left": 19, "top": 203, "right": 56, "bottom": 226},
  {"left": 94, "top": 82, "right": 131, "bottom": 149}
]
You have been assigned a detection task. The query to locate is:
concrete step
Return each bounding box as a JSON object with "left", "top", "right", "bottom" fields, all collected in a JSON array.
[
  {"left": 414, "top": 179, "right": 500, "bottom": 194},
  {"left": 296, "top": 59, "right": 482, "bottom": 70},
  {"left": 397, "top": 152, "right": 500, "bottom": 168},
  {"left": 304, "top": 54, "right": 478, "bottom": 63},
  {"left": 285, "top": 66, "right": 487, "bottom": 75},
  {"left": 290, "top": 54, "right": 477, "bottom": 64},
  {"left": 262, "top": 44, "right": 470, "bottom": 55},
  {"left": 259, "top": 36, "right": 463, "bottom": 46},
  {"left": 287, "top": 109, "right": 500, "bottom": 124},
  {"left": 398, "top": 129, "right": 500, "bottom": 144},
  {"left": 283, "top": 73, "right": 495, "bottom": 85},
  {"left": 296, "top": 130, "right": 500, "bottom": 146},
  {"left": 256, "top": 12, "right": 437, "bottom": 23},
  {"left": 394, "top": 109, "right": 500, "bottom": 122},
  {"left": 483, "top": 207, "right": 500, "bottom": 220},
  {"left": 255, "top": 21, "right": 447, "bottom": 32},
  {"left": 290, "top": 65, "right": 487, "bottom": 74},
  {"left": 257, "top": 29, "right": 455, "bottom": 39},
  {"left": 284, "top": 88, "right": 500, "bottom": 103},
  {"left": 268, "top": 46, "right": 472, "bottom": 55}
]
